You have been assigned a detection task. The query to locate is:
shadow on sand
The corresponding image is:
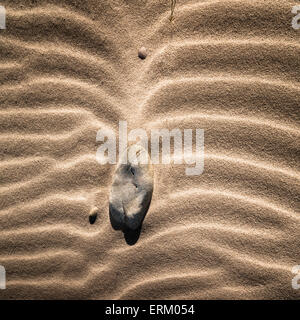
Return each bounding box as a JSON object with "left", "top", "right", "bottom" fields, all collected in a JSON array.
[{"left": 109, "top": 205, "right": 145, "bottom": 246}]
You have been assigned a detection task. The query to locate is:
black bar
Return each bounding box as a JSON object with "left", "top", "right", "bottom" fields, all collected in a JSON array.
[{"left": 0, "top": 300, "right": 299, "bottom": 318}]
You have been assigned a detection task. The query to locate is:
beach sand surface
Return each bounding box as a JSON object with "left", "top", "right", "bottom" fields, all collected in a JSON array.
[{"left": 0, "top": 0, "right": 299, "bottom": 299}]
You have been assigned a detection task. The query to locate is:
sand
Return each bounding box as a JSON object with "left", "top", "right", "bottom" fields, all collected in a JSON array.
[{"left": 0, "top": 0, "right": 299, "bottom": 299}]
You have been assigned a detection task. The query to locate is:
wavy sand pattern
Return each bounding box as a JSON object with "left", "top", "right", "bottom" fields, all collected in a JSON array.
[{"left": 0, "top": 0, "right": 299, "bottom": 299}]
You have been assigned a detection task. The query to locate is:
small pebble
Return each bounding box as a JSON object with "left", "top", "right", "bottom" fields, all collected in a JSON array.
[
  {"left": 138, "top": 47, "right": 147, "bottom": 60},
  {"left": 89, "top": 207, "right": 98, "bottom": 224}
]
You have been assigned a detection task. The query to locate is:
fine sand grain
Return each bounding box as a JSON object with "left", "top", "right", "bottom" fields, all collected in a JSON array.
[{"left": 0, "top": 0, "right": 299, "bottom": 299}]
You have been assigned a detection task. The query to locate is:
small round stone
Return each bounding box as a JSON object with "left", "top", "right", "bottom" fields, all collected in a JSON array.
[
  {"left": 89, "top": 207, "right": 98, "bottom": 224},
  {"left": 138, "top": 47, "right": 147, "bottom": 60}
]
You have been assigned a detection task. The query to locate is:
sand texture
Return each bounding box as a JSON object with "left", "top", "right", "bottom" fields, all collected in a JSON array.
[{"left": 0, "top": 0, "right": 299, "bottom": 299}]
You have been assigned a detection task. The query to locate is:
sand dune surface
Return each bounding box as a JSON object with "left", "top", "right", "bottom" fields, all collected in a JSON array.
[{"left": 0, "top": 0, "right": 299, "bottom": 299}]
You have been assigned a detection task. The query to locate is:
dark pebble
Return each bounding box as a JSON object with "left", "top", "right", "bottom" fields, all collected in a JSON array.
[{"left": 89, "top": 207, "right": 98, "bottom": 224}]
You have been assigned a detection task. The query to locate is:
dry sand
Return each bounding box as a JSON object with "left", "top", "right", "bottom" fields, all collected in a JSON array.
[{"left": 0, "top": 0, "right": 299, "bottom": 299}]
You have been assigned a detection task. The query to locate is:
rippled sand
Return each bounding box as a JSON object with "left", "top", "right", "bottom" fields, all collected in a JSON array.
[{"left": 0, "top": 0, "right": 299, "bottom": 299}]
